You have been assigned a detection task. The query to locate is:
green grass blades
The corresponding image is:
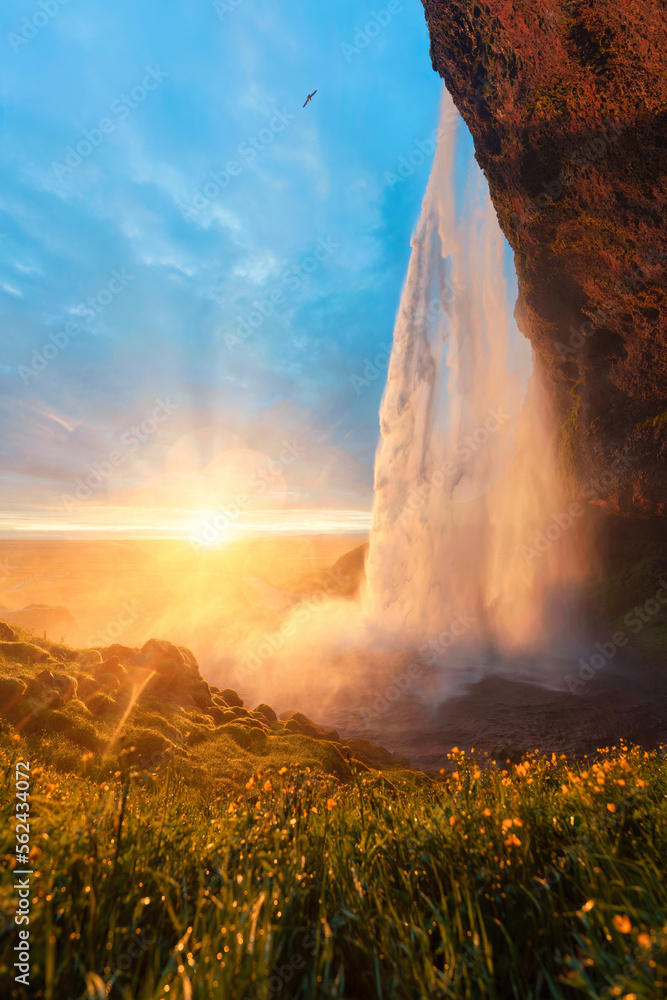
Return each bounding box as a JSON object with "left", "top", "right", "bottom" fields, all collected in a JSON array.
[{"left": 1, "top": 741, "right": 666, "bottom": 999}]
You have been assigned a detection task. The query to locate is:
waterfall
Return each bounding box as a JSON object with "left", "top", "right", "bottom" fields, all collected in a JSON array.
[{"left": 364, "top": 91, "right": 587, "bottom": 656}]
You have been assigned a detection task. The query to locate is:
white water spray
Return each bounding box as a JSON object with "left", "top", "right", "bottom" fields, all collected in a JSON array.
[{"left": 364, "top": 92, "right": 587, "bottom": 653}]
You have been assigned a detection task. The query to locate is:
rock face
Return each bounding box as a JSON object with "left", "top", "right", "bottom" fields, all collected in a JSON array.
[{"left": 421, "top": 0, "right": 666, "bottom": 516}]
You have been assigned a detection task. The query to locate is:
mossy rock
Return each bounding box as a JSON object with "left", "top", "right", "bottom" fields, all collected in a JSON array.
[
  {"left": 344, "top": 737, "right": 410, "bottom": 771},
  {"left": 21, "top": 708, "right": 98, "bottom": 748},
  {"left": 0, "top": 622, "right": 17, "bottom": 642},
  {"left": 283, "top": 718, "right": 323, "bottom": 739},
  {"left": 214, "top": 722, "right": 268, "bottom": 753},
  {"left": 237, "top": 717, "right": 269, "bottom": 733},
  {"left": 85, "top": 692, "right": 116, "bottom": 716},
  {"left": 254, "top": 703, "right": 277, "bottom": 723},
  {"left": 52, "top": 673, "right": 78, "bottom": 702},
  {"left": 220, "top": 688, "right": 243, "bottom": 708},
  {"left": 78, "top": 649, "right": 103, "bottom": 668},
  {"left": 94, "top": 672, "right": 121, "bottom": 693},
  {"left": 125, "top": 729, "right": 175, "bottom": 765},
  {"left": 0, "top": 641, "right": 53, "bottom": 666},
  {"left": 205, "top": 706, "right": 227, "bottom": 725},
  {"left": 0, "top": 675, "right": 27, "bottom": 707},
  {"left": 218, "top": 710, "right": 238, "bottom": 724},
  {"left": 185, "top": 726, "right": 214, "bottom": 746},
  {"left": 98, "top": 644, "right": 138, "bottom": 663},
  {"left": 76, "top": 674, "right": 100, "bottom": 699},
  {"left": 95, "top": 656, "right": 128, "bottom": 682}
]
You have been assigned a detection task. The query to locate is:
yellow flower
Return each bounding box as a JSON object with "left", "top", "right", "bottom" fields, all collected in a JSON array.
[
  {"left": 278, "top": 767, "right": 288, "bottom": 775},
  {"left": 582, "top": 899, "right": 595, "bottom": 913},
  {"left": 245, "top": 776, "right": 255, "bottom": 790},
  {"left": 482, "top": 808, "right": 492, "bottom": 817},
  {"left": 606, "top": 803, "right": 616, "bottom": 813},
  {"left": 263, "top": 780, "right": 272, "bottom": 792},
  {"left": 504, "top": 834, "right": 521, "bottom": 847},
  {"left": 449, "top": 815, "right": 457, "bottom": 827},
  {"left": 637, "top": 932, "right": 651, "bottom": 949},
  {"left": 613, "top": 914, "right": 632, "bottom": 934},
  {"left": 326, "top": 798, "right": 335, "bottom": 811}
]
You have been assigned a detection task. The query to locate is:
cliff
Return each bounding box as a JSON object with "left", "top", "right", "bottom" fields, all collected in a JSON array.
[{"left": 421, "top": 0, "right": 667, "bottom": 516}]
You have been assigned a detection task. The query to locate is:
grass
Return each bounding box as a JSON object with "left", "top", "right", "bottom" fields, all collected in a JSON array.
[{"left": 1, "top": 734, "right": 666, "bottom": 999}]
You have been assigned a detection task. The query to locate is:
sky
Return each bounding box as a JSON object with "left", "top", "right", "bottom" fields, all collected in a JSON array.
[{"left": 0, "top": 0, "right": 467, "bottom": 540}]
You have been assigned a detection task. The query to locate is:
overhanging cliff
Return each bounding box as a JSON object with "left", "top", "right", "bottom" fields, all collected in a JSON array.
[{"left": 421, "top": 0, "right": 667, "bottom": 516}]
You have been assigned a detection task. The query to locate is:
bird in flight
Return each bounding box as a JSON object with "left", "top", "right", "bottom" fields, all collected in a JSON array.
[{"left": 303, "top": 90, "right": 317, "bottom": 107}]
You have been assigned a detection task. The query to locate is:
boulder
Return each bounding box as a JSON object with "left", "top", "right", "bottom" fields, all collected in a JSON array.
[
  {"left": 0, "top": 676, "right": 27, "bottom": 708},
  {"left": 205, "top": 706, "right": 227, "bottom": 725},
  {"left": 283, "top": 718, "right": 323, "bottom": 739},
  {"left": 95, "top": 656, "right": 127, "bottom": 682},
  {"left": 51, "top": 673, "right": 78, "bottom": 702},
  {"left": 98, "top": 644, "right": 138, "bottom": 663},
  {"left": 76, "top": 675, "right": 100, "bottom": 699},
  {"left": 0, "top": 622, "right": 17, "bottom": 642},
  {"left": 220, "top": 688, "right": 243, "bottom": 708},
  {"left": 254, "top": 703, "right": 277, "bottom": 723},
  {"left": 141, "top": 639, "right": 187, "bottom": 680},
  {"left": 178, "top": 646, "right": 198, "bottom": 668},
  {"left": 78, "top": 649, "right": 103, "bottom": 669},
  {"left": 85, "top": 692, "right": 115, "bottom": 716},
  {"left": 0, "top": 641, "right": 53, "bottom": 665},
  {"left": 36, "top": 669, "right": 55, "bottom": 687}
]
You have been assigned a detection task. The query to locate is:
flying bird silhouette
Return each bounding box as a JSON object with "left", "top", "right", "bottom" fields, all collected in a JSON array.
[{"left": 303, "top": 90, "right": 317, "bottom": 108}]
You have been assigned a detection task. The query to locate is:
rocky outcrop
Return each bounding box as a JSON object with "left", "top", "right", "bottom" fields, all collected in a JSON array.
[{"left": 421, "top": 0, "right": 666, "bottom": 515}]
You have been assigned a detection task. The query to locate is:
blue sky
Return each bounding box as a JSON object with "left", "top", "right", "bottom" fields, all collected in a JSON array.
[{"left": 0, "top": 0, "right": 456, "bottom": 538}]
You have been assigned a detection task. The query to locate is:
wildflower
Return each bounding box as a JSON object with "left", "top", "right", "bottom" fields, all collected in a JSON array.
[
  {"left": 326, "top": 798, "right": 335, "bottom": 811},
  {"left": 263, "top": 780, "right": 272, "bottom": 792},
  {"left": 582, "top": 900, "right": 595, "bottom": 913},
  {"left": 245, "top": 777, "right": 255, "bottom": 790},
  {"left": 637, "top": 933, "right": 651, "bottom": 949},
  {"left": 637, "top": 778, "right": 646, "bottom": 788},
  {"left": 501, "top": 818, "right": 513, "bottom": 832},
  {"left": 482, "top": 808, "right": 492, "bottom": 817},
  {"left": 504, "top": 834, "right": 521, "bottom": 847},
  {"left": 449, "top": 815, "right": 457, "bottom": 827},
  {"left": 613, "top": 914, "right": 632, "bottom": 934},
  {"left": 12, "top": 734, "right": 20, "bottom": 742},
  {"left": 606, "top": 803, "right": 616, "bottom": 813},
  {"left": 278, "top": 767, "right": 288, "bottom": 775}
]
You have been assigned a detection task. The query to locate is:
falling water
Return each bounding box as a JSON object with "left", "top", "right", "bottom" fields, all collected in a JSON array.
[{"left": 364, "top": 91, "right": 588, "bottom": 656}]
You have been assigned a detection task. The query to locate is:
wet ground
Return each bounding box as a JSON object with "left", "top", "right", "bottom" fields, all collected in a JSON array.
[{"left": 325, "top": 648, "right": 667, "bottom": 771}]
